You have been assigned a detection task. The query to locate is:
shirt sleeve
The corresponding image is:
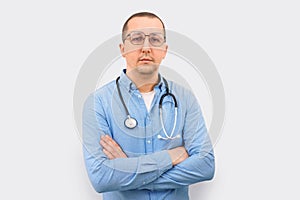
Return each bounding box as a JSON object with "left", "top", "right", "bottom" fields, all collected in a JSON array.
[
  {"left": 138, "top": 90, "right": 215, "bottom": 191},
  {"left": 82, "top": 93, "right": 173, "bottom": 193}
]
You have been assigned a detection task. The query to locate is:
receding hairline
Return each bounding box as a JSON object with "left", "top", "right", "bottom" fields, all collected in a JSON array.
[{"left": 122, "top": 12, "right": 166, "bottom": 41}]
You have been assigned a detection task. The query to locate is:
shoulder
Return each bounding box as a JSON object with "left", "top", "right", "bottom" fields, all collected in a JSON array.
[
  {"left": 167, "top": 79, "right": 194, "bottom": 97},
  {"left": 85, "top": 80, "right": 116, "bottom": 104},
  {"left": 94, "top": 80, "right": 116, "bottom": 97},
  {"left": 166, "top": 79, "right": 199, "bottom": 107}
]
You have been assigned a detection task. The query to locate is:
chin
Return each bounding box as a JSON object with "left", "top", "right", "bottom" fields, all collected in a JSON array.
[{"left": 136, "top": 64, "right": 158, "bottom": 75}]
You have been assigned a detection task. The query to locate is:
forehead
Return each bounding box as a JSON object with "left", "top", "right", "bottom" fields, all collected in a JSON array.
[{"left": 126, "top": 17, "right": 164, "bottom": 33}]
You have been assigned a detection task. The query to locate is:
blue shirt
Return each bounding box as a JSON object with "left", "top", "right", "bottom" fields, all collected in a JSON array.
[{"left": 82, "top": 71, "right": 215, "bottom": 200}]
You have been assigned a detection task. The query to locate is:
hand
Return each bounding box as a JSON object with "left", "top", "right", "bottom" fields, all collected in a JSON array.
[
  {"left": 168, "top": 146, "right": 189, "bottom": 166},
  {"left": 100, "top": 135, "right": 127, "bottom": 159}
]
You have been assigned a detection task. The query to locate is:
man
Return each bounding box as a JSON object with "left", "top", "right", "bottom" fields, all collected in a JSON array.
[{"left": 82, "top": 12, "right": 215, "bottom": 200}]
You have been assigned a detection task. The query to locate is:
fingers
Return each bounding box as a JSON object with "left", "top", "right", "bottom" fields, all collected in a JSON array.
[
  {"left": 100, "top": 135, "right": 127, "bottom": 159},
  {"left": 103, "top": 148, "right": 114, "bottom": 160},
  {"left": 100, "top": 137, "right": 117, "bottom": 157},
  {"left": 105, "top": 135, "right": 122, "bottom": 149},
  {"left": 168, "top": 146, "right": 189, "bottom": 166}
]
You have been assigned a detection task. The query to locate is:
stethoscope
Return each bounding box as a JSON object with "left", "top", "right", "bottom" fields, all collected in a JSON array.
[{"left": 116, "top": 76, "right": 181, "bottom": 140}]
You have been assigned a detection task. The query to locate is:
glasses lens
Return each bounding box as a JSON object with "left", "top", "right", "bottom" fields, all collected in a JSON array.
[
  {"left": 128, "top": 31, "right": 165, "bottom": 46},
  {"left": 130, "top": 32, "right": 145, "bottom": 45},
  {"left": 149, "top": 33, "right": 164, "bottom": 46}
]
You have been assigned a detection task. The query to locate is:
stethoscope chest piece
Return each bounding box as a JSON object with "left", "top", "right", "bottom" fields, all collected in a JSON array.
[
  {"left": 124, "top": 116, "right": 137, "bottom": 129},
  {"left": 116, "top": 76, "right": 178, "bottom": 138}
]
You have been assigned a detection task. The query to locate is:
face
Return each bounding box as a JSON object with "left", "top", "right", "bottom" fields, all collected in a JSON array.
[{"left": 119, "top": 17, "right": 168, "bottom": 76}]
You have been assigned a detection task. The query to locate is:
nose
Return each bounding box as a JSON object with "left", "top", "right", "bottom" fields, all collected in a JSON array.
[{"left": 141, "top": 35, "right": 151, "bottom": 53}]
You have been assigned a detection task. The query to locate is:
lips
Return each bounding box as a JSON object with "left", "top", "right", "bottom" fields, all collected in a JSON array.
[{"left": 139, "top": 57, "right": 153, "bottom": 62}]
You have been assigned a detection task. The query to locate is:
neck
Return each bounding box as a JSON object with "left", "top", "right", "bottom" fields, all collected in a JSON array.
[
  {"left": 139, "top": 83, "right": 156, "bottom": 93},
  {"left": 126, "top": 71, "right": 159, "bottom": 93}
]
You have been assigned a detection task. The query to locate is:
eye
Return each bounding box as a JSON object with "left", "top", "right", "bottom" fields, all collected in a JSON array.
[
  {"left": 131, "top": 36, "right": 144, "bottom": 43},
  {"left": 149, "top": 35, "right": 164, "bottom": 45},
  {"left": 130, "top": 32, "right": 145, "bottom": 44}
]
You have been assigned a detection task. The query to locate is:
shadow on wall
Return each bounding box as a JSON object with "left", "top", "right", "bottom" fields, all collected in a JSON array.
[{"left": 189, "top": 181, "right": 215, "bottom": 199}]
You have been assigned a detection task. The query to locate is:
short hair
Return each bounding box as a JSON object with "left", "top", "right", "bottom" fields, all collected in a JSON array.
[{"left": 122, "top": 12, "right": 166, "bottom": 42}]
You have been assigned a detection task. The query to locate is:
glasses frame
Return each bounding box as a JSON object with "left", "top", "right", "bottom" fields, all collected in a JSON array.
[{"left": 123, "top": 31, "right": 166, "bottom": 47}]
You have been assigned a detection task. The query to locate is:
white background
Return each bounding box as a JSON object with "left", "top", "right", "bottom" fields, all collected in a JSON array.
[{"left": 1, "top": 0, "right": 299, "bottom": 199}]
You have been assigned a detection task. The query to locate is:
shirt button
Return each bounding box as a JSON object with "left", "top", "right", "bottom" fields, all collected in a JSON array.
[
  {"left": 147, "top": 140, "right": 151, "bottom": 144},
  {"left": 143, "top": 181, "right": 146, "bottom": 185},
  {"left": 138, "top": 95, "right": 142, "bottom": 98}
]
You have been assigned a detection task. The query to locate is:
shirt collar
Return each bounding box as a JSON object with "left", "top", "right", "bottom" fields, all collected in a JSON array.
[{"left": 118, "top": 69, "right": 166, "bottom": 92}]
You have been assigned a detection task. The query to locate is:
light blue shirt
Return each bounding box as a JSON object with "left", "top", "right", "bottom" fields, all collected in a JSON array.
[{"left": 82, "top": 70, "right": 215, "bottom": 200}]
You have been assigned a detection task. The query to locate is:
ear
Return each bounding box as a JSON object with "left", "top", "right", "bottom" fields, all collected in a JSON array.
[
  {"left": 162, "top": 44, "right": 168, "bottom": 59},
  {"left": 119, "top": 43, "right": 125, "bottom": 57}
]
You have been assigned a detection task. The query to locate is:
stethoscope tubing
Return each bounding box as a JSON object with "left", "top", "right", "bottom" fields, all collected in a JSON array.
[{"left": 116, "top": 76, "right": 179, "bottom": 140}]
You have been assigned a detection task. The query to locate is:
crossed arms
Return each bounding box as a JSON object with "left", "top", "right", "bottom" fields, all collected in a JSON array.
[
  {"left": 82, "top": 92, "right": 215, "bottom": 193},
  {"left": 100, "top": 134, "right": 188, "bottom": 166}
]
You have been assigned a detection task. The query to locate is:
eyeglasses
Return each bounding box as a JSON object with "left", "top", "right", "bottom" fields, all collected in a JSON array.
[{"left": 124, "top": 31, "right": 166, "bottom": 47}]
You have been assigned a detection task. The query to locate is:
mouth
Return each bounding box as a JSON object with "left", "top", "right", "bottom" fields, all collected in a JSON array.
[{"left": 139, "top": 57, "right": 153, "bottom": 63}]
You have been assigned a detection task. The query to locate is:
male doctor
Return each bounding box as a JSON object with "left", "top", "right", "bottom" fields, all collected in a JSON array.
[{"left": 82, "top": 11, "right": 215, "bottom": 200}]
